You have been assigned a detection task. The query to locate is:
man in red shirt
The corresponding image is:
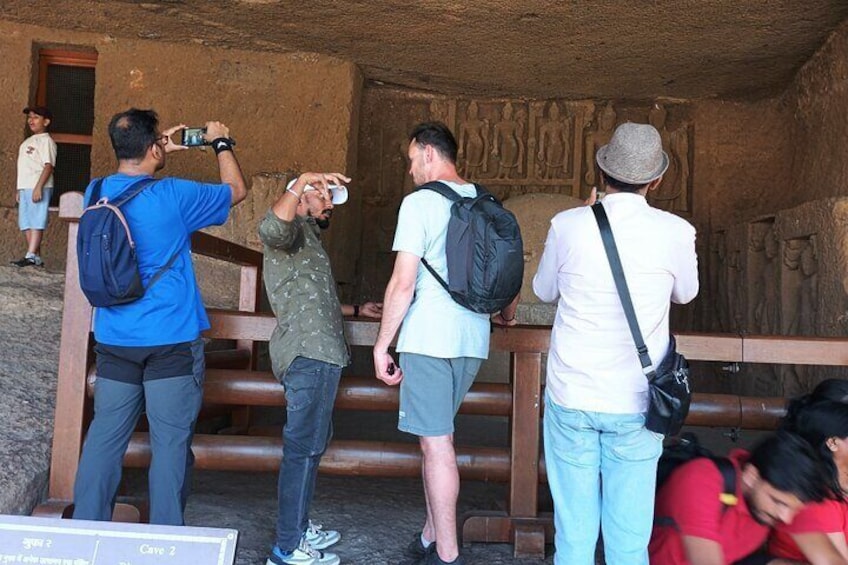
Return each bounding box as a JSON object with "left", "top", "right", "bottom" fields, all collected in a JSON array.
[{"left": 650, "top": 431, "right": 830, "bottom": 564}]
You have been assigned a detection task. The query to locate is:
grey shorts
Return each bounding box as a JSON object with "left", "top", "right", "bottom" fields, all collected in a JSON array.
[
  {"left": 18, "top": 188, "right": 52, "bottom": 230},
  {"left": 398, "top": 353, "right": 483, "bottom": 437}
]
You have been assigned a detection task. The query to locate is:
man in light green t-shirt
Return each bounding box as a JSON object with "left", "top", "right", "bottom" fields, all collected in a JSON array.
[{"left": 374, "top": 122, "right": 516, "bottom": 565}]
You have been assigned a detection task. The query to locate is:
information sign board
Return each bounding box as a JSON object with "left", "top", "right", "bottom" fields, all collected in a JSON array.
[{"left": 0, "top": 514, "right": 238, "bottom": 565}]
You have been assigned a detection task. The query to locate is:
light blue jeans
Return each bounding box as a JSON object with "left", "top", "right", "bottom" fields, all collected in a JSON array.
[{"left": 543, "top": 392, "right": 663, "bottom": 565}]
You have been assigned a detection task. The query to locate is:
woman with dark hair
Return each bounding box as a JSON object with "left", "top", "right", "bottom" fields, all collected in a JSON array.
[{"left": 765, "top": 379, "right": 848, "bottom": 564}]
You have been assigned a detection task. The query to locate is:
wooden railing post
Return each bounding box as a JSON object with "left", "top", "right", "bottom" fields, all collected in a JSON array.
[
  {"left": 508, "top": 350, "right": 545, "bottom": 557},
  {"left": 462, "top": 328, "right": 551, "bottom": 555},
  {"left": 229, "top": 264, "right": 262, "bottom": 432},
  {"left": 45, "top": 192, "right": 91, "bottom": 510},
  {"left": 236, "top": 264, "right": 261, "bottom": 365}
]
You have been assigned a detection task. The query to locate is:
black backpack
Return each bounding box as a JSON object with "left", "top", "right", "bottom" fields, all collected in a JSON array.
[
  {"left": 654, "top": 433, "right": 738, "bottom": 528},
  {"left": 77, "top": 177, "right": 178, "bottom": 307},
  {"left": 417, "top": 181, "right": 524, "bottom": 314}
]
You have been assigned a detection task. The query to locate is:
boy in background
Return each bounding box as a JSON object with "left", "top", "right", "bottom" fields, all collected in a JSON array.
[{"left": 11, "top": 106, "right": 57, "bottom": 268}]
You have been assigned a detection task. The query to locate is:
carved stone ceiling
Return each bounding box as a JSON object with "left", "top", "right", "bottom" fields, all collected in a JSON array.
[{"left": 3, "top": 0, "right": 848, "bottom": 100}]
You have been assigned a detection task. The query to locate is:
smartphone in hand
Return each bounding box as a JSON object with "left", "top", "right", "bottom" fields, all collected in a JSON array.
[{"left": 181, "top": 127, "right": 207, "bottom": 147}]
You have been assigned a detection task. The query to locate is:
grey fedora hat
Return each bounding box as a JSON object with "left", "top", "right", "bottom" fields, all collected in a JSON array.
[{"left": 595, "top": 122, "right": 669, "bottom": 184}]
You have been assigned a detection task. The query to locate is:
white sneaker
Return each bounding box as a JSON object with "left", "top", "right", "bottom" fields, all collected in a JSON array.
[
  {"left": 305, "top": 520, "right": 341, "bottom": 550},
  {"left": 266, "top": 540, "right": 317, "bottom": 565},
  {"left": 300, "top": 537, "right": 340, "bottom": 565}
]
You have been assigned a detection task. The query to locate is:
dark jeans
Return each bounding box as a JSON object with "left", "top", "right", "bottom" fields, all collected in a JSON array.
[{"left": 275, "top": 356, "right": 342, "bottom": 552}]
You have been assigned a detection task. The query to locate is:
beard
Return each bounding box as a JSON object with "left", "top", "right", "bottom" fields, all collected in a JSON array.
[{"left": 310, "top": 208, "right": 332, "bottom": 230}]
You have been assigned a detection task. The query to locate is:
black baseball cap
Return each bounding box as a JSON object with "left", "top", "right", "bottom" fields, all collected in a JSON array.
[{"left": 23, "top": 106, "right": 53, "bottom": 120}]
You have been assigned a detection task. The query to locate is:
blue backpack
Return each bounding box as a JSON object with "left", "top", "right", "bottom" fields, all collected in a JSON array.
[
  {"left": 77, "top": 177, "right": 178, "bottom": 307},
  {"left": 417, "top": 181, "right": 524, "bottom": 314}
]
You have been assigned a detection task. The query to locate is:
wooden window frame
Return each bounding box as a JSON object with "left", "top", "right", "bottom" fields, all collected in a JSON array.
[{"left": 35, "top": 49, "right": 98, "bottom": 145}]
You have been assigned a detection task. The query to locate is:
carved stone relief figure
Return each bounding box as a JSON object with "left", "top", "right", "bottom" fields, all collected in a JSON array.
[
  {"left": 491, "top": 102, "right": 525, "bottom": 179},
  {"left": 715, "top": 231, "right": 745, "bottom": 333},
  {"left": 535, "top": 102, "right": 570, "bottom": 179},
  {"left": 429, "top": 99, "right": 452, "bottom": 126},
  {"left": 647, "top": 103, "right": 690, "bottom": 213},
  {"left": 457, "top": 101, "right": 489, "bottom": 177},
  {"left": 584, "top": 101, "right": 617, "bottom": 188},
  {"left": 799, "top": 236, "right": 820, "bottom": 338},
  {"left": 727, "top": 244, "right": 745, "bottom": 334},
  {"left": 781, "top": 235, "right": 819, "bottom": 395},
  {"left": 784, "top": 236, "right": 819, "bottom": 335},
  {"left": 747, "top": 220, "right": 780, "bottom": 393},
  {"left": 752, "top": 222, "right": 780, "bottom": 334},
  {"left": 709, "top": 232, "right": 727, "bottom": 332},
  {"left": 361, "top": 126, "right": 408, "bottom": 208},
  {"left": 714, "top": 231, "right": 744, "bottom": 334}
]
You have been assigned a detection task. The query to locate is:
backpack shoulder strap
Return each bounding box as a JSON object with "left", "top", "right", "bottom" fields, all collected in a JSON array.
[
  {"left": 86, "top": 178, "right": 105, "bottom": 208},
  {"left": 654, "top": 456, "right": 738, "bottom": 529},
  {"left": 711, "top": 457, "right": 739, "bottom": 509},
  {"left": 416, "top": 181, "right": 456, "bottom": 296},
  {"left": 96, "top": 176, "right": 173, "bottom": 291},
  {"left": 145, "top": 248, "right": 181, "bottom": 292},
  {"left": 417, "top": 181, "right": 461, "bottom": 202},
  {"left": 111, "top": 177, "right": 158, "bottom": 207},
  {"left": 472, "top": 182, "right": 500, "bottom": 202}
]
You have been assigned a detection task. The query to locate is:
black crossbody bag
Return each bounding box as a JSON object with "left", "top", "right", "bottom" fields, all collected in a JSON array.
[{"left": 591, "top": 202, "right": 691, "bottom": 436}]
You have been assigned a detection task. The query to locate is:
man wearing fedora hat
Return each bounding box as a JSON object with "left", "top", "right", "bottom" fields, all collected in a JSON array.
[{"left": 533, "top": 122, "right": 699, "bottom": 565}]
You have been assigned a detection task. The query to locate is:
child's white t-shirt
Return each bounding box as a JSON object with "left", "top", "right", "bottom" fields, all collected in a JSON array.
[{"left": 17, "top": 132, "right": 57, "bottom": 189}]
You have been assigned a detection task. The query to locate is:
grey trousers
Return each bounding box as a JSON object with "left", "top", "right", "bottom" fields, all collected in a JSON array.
[{"left": 72, "top": 339, "right": 204, "bottom": 525}]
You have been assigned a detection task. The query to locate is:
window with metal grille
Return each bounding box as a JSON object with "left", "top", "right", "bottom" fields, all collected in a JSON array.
[{"left": 35, "top": 49, "right": 97, "bottom": 206}]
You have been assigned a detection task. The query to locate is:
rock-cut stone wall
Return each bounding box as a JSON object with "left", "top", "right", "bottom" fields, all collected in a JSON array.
[
  {"left": 702, "top": 198, "right": 848, "bottom": 397},
  {"left": 0, "top": 19, "right": 363, "bottom": 281}
]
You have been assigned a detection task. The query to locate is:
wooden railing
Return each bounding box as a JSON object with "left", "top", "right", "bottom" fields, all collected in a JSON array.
[{"left": 36, "top": 191, "right": 848, "bottom": 558}]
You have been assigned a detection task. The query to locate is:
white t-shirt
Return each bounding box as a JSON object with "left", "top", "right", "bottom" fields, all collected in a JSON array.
[
  {"left": 17, "top": 133, "right": 57, "bottom": 189},
  {"left": 533, "top": 192, "right": 699, "bottom": 414},
  {"left": 392, "top": 181, "right": 490, "bottom": 359}
]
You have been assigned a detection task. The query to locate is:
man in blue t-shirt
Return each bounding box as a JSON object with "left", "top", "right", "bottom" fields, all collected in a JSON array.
[{"left": 72, "top": 108, "right": 247, "bottom": 526}]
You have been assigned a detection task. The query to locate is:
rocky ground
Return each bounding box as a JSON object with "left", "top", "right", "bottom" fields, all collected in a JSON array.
[{"left": 0, "top": 265, "right": 63, "bottom": 516}]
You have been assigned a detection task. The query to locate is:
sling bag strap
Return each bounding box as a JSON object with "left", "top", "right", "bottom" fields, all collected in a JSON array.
[{"left": 591, "top": 202, "right": 655, "bottom": 378}]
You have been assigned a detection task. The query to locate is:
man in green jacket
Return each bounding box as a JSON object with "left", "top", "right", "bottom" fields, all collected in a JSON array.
[{"left": 259, "top": 172, "right": 381, "bottom": 565}]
